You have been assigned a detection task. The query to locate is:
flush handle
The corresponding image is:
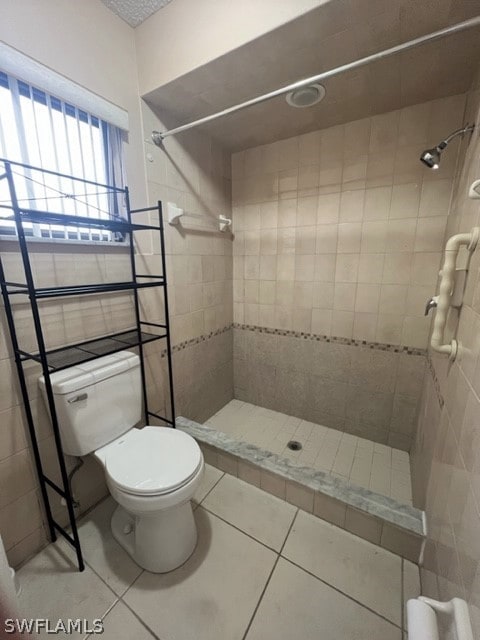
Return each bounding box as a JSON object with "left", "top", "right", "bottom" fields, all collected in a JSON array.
[{"left": 67, "top": 393, "right": 88, "bottom": 404}]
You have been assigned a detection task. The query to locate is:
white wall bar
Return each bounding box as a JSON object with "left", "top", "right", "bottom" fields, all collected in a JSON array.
[
  {"left": 431, "top": 228, "right": 479, "bottom": 360},
  {"left": 407, "top": 597, "right": 474, "bottom": 640}
]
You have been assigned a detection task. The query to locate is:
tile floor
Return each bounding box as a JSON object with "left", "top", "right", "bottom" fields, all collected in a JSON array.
[
  {"left": 16, "top": 465, "right": 419, "bottom": 639},
  {"left": 206, "top": 400, "right": 413, "bottom": 504}
]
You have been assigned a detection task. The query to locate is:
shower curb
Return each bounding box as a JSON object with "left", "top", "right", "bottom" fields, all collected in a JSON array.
[{"left": 177, "top": 416, "right": 425, "bottom": 564}]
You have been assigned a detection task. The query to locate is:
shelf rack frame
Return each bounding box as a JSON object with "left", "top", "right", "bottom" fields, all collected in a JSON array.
[{"left": 0, "top": 159, "right": 176, "bottom": 571}]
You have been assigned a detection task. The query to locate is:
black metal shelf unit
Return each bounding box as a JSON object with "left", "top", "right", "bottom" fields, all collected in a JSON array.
[{"left": 0, "top": 159, "right": 176, "bottom": 571}]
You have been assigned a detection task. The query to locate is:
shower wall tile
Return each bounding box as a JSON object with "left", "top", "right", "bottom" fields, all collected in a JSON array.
[
  {"left": 137, "top": 106, "right": 235, "bottom": 422},
  {"left": 142, "top": 102, "right": 233, "bottom": 345},
  {"left": 233, "top": 327, "right": 425, "bottom": 450},
  {"left": 232, "top": 94, "right": 466, "bottom": 349},
  {"left": 411, "top": 66, "right": 480, "bottom": 637}
]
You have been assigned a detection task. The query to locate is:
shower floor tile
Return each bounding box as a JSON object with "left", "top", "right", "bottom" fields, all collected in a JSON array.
[{"left": 205, "top": 400, "right": 413, "bottom": 505}]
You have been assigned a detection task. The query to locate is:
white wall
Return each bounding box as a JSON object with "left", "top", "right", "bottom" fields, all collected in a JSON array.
[
  {"left": 0, "top": 0, "right": 147, "bottom": 205},
  {"left": 135, "top": 0, "right": 323, "bottom": 94}
]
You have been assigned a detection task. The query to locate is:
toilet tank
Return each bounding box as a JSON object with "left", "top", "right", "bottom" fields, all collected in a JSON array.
[{"left": 38, "top": 351, "right": 142, "bottom": 456}]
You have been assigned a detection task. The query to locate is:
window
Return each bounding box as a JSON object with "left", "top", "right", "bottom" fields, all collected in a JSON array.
[{"left": 0, "top": 70, "right": 126, "bottom": 242}]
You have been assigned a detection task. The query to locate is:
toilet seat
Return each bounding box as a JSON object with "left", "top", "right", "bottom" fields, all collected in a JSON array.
[{"left": 104, "top": 427, "right": 202, "bottom": 497}]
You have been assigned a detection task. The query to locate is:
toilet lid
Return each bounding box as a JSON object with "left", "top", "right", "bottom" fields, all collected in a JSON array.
[{"left": 105, "top": 427, "right": 203, "bottom": 496}]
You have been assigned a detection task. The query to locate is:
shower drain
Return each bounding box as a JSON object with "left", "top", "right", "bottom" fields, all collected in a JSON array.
[{"left": 287, "top": 440, "right": 302, "bottom": 451}]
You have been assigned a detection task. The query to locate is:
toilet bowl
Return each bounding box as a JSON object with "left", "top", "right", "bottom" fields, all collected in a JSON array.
[
  {"left": 38, "top": 351, "right": 204, "bottom": 574},
  {"left": 94, "top": 426, "right": 204, "bottom": 573}
]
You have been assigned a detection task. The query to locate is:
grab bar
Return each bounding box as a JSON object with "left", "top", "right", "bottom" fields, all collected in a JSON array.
[{"left": 429, "top": 227, "right": 479, "bottom": 360}]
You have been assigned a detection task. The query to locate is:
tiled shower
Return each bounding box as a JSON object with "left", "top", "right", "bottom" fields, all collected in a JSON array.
[
  {"left": 166, "top": 96, "right": 458, "bottom": 509},
  {"left": 148, "top": 65, "right": 480, "bottom": 576}
]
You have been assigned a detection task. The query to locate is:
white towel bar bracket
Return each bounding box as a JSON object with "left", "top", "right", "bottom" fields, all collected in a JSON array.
[{"left": 407, "top": 596, "right": 474, "bottom": 640}]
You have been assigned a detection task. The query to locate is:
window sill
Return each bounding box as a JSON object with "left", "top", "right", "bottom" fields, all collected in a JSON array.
[{"left": 0, "top": 234, "right": 129, "bottom": 248}]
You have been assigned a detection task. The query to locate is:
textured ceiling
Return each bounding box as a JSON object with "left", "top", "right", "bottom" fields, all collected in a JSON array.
[
  {"left": 101, "top": 0, "right": 173, "bottom": 27},
  {"left": 144, "top": 0, "right": 480, "bottom": 151}
]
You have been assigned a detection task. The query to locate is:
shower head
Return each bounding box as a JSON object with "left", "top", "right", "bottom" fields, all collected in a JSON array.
[
  {"left": 420, "top": 124, "right": 475, "bottom": 169},
  {"left": 420, "top": 144, "right": 445, "bottom": 170}
]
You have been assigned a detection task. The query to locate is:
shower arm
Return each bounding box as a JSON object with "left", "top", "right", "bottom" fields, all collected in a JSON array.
[
  {"left": 151, "top": 16, "right": 480, "bottom": 144},
  {"left": 439, "top": 124, "right": 475, "bottom": 149}
]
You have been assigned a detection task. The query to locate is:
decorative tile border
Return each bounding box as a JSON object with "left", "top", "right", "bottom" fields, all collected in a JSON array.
[
  {"left": 426, "top": 353, "right": 445, "bottom": 409},
  {"left": 233, "top": 323, "right": 427, "bottom": 356},
  {"left": 159, "top": 324, "right": 233, "bottom": 357},
  {"left": 157, "top": 321, "right": 427, "bottom": 359}
]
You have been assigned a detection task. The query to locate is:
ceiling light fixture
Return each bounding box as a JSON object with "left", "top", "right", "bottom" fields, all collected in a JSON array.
[{"left": 285, "top": 83, "right": 326, "bottom": 108}]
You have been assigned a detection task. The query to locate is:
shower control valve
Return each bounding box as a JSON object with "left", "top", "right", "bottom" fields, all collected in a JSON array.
[{"left": 425, "top": 296, "right": 439, "bottom": 316}]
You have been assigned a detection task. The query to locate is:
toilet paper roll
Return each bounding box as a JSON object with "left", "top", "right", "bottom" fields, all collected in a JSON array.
[{"left": 407, "top": 599, "right": 439, "bottom": 640}]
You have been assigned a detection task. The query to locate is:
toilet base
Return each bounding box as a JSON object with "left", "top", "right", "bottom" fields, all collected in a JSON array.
[{"left": 111, "top": 500, "right": 198, "bottom": 573}]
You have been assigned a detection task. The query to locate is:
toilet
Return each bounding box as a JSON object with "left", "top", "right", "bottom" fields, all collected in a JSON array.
[{"left": 38, "top": 351, "right": 204, "bottom": 573}]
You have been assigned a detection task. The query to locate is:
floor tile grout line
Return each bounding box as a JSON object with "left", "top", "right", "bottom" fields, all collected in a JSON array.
[
  {"left": 278, "top": 507, "right": 299, "bottom": 556},
  {"left": 240, "top": 509, "right": 300, "bottom": 640},
  {"left": 199, "top": 504, "right": 294, "bottom": 555},
  {"left": 280, "top": 556, "right": 403, "bottom": 631},
  {"left": 123, "top": 565, "right": 146, "bottom": 594},
  {"left": 241, "top": 556, "right": 280, "bottom": 640},
  {"left": 67, "top": 518, "right": 144, "bottom": 603},
  {"left": 85, "top": 595, "right": 120, "bottom": 639},
  {"left": 52, "top": 531, "right": 130, "bottom": 605},
  {"left": 196, "top": 470, "right": 226, "bottom": 507},
  {"left": 119, "top": 595, "right": 164, "bottom": 640}
]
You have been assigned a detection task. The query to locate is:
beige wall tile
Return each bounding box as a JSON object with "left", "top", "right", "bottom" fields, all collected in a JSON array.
[
  {"left": 419, "top": 179, "right": 453, "bottom": 217},
  {"left": 361, "top": 221, "right": 387, "bottom": 253},
  {"left": 286, "top": 481, "right": 314, "bottom": 512},
  {"left": 315, "top": 224, "right": 338, "bottom": 254},
  {"left": 313, "top": 492, "right": 346, "bottom": 527},
  {"left": 313, "top": 283, "right": 335, "bottom": 309},
  {"left": 345, "top": 507, "right": 383, "bottom": 545},
  {"left": 390, "top": 183, "right": 420, "bottom": 219},
  {"left": 260, "top": 470, "right": 286, "bottom": 499},
  {"left": 311, "top": 309, "right": 333, "bottom": 335},
  {"left": 414, "top": 216, "right": 447, "bottom": 252},
  {"left": 335, "top": 254, "right": 359, "bottom": 283},
  {"left": 355, "top": 284, "right": 381, "bottom": 314},
  {"left": 353, "top": 312, "right": 377, "bottom": 341},
  {"left": 331, "top": 310, "right": 354, "bottom": 339},
  {"left": 337, "top": 223, "right": 362, "bottom": 253},
  {"left": 339, "top": 190, "right": 365, "bottom": 222},
  {"left": 314, "top": 254, "right": 336, "bottom": 282},
  {"left": 380, "top": 524, "right": 422, "bottom": 563},
  {"left": 334, "top": 283, "right": 357, "bottom": 311},
  {"left": 364, "top": 186, "right": 392, "bottom": 221},
  {"left": 238, "top": 460, "right": 261, "bottom": 487},
  {"left": 379, "top": 285, "right": 408, "bottom": 315},
  {"left": 317, "top": 192, "right": 341, "bottom": 224},
  {"left": 358, "top": 254, "right": 384, "bottom": 283}
]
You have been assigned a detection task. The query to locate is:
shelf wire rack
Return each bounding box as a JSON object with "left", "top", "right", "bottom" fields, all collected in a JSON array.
[{"left": 0, "top": 158, "right": 176, "bottom": 571}]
